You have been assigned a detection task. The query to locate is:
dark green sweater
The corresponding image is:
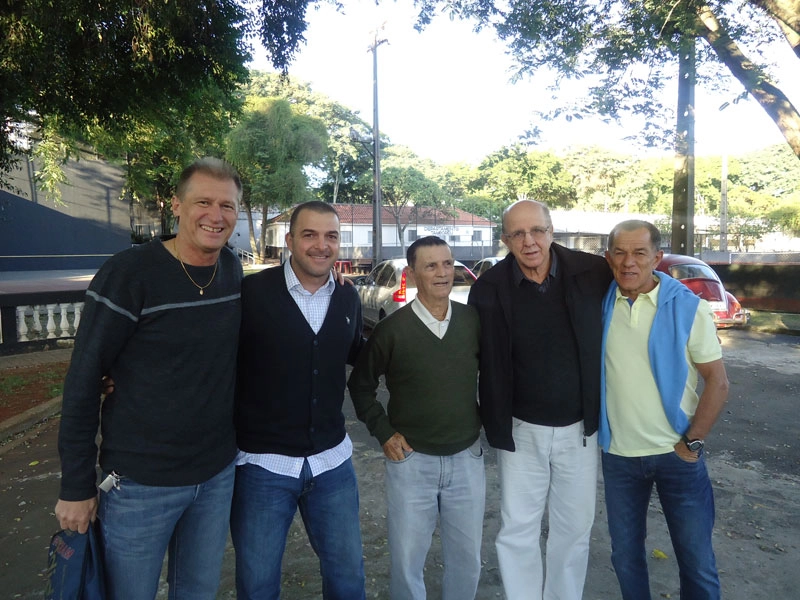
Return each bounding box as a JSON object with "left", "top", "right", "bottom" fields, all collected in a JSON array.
[{"left": 347, "top": 301, "right": 481, "bottom": 456}]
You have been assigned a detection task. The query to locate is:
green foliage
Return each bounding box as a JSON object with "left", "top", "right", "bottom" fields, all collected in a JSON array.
[
  {"left": 476, "top": 145, "right": 577, "bottom": 207},
  {"left": 226, "top": 96, "right": 327, "bottom": 259},
  {"left": 243, "top": 72, "right": 373, "bottom": 203},
  {"left": 1, "top": 0, "right": 251, "bottom": 192}
]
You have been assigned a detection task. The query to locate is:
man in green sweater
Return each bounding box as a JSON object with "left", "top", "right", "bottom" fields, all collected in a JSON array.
[{"left": 348, "top": 236, "right": 484, "bottom": 600}]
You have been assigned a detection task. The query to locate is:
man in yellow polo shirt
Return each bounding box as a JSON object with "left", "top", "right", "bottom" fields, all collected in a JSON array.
[{"left": 599, "top": 219, "right": 729, "bottom": 600}]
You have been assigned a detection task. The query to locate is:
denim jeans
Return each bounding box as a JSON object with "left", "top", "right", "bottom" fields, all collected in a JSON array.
[
  {"left": 97, "top": 460, "right": 235, "bottom": 600},
  {"left": 230, "top": 459, "right": 366, "bottom": 600},
  {"left": 385, "top": 439, "right": 485, "bottom": 600},
  {"left": 602, "top": 450, "right": 720, "bottom": 600}
]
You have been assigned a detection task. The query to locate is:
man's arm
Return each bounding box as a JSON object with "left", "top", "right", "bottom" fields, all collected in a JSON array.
[
  {"left": 686, "top": 358, "right": 729, "bottom": 441},
  {"left": 56, "top": 262, "right": 138, "bottom": 527},
  {"left": 674, "top": 358, "right": 729, "bottom": 461},
  {"left": 347, "top": 329, "right": 408, "bottom": 458}
]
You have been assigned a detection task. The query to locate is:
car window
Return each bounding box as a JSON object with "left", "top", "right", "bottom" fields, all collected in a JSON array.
[
  {"left": 375, "top": 264, "right": 396, "bottom": 287},
  {"left": 669, "top": 264, "right": 718, "bottom": 281},
  {"left": 365, "top": 264, "right": 382, "bottom": 284},
  {"left": 453, "top": 266, "right": 476, "bottom": 287}
]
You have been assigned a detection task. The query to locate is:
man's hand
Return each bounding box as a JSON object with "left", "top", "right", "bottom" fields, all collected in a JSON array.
[
  {"left": 332, "top": 268, "right": 354, "bottom": 286},
  {"left": 382, "top": 433, "right": 414, "bottom": 461},
  {"left": 55, "top": 497, "right": 98, "bottom": 534},
  {"left": 673, "top": 440, "right": 700, "bottom": 463},
  {"left": 101, "top": 375, "right": 114, "bottom": 396}
]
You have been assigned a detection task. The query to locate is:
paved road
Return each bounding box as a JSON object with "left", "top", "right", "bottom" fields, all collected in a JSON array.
[{"left": 1, "top": 329, "right": 798, "bottom": 599}]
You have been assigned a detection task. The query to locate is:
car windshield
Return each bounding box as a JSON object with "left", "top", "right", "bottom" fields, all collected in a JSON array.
[
  {"left": 406, "top": 266, "right": 476, "bottom": 288},
  {"left": 668, "top": 264, "right": 718, "bottom": 281}
]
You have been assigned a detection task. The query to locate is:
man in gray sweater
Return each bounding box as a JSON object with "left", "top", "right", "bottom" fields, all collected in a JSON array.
[{"left": 348, "top": 236, "right": 484, "bottom": 600}]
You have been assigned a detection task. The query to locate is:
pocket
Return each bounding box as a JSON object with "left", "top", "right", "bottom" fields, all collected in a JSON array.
[
  {"left": 386, "top": 449, "right": 416, "bottom": 464},
  {"left": 467, "top": 438, "right": 484, "bottom": 459},
  {"left": 672, "top": 449, "right": 701, "bottom": 465}
]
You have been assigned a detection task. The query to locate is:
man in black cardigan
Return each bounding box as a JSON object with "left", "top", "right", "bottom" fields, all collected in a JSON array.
[
  {"left": 468, "top": 200, "right": 612, "bottom": 600},
  {"left": 232, "top": 201, "right": 366, "bottom": 600}
]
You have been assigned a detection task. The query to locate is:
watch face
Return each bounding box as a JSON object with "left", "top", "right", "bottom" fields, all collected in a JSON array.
[{"left": 687, "top": 440, "right": 704, "bottom": 452}]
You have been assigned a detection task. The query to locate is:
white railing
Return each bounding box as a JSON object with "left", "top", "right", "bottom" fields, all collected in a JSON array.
[
  {"left": 15, "top": 302, "right": 85, "bottom": 342},
  {"left": 235, "top": 247, "right": 257, "bottom": 265}
]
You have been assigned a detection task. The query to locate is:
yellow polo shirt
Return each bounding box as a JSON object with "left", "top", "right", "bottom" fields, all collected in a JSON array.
[{"left": 605, "top": 277, "right": 721, "bottom": 457}]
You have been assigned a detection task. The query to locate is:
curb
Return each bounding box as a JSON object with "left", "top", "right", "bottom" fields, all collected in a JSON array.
[{"left": 0, "top": 395, "right": 62, "bottom": 448}]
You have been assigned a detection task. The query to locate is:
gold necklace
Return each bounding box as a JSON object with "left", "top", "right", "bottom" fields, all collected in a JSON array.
[{"left": 174, "top": 241, "right": 218, "bottom": 295}]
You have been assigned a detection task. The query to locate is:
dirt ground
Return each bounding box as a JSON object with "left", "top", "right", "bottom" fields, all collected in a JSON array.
[
  {"left": 2, "top": 330, "right": 798, "bottom": 599},
  {"left": 0, "top": 361, "right": 68, "bottom": 422}
]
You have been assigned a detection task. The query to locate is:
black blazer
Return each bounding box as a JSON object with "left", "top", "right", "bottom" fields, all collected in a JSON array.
[{"left": 468, "top": 244, "right": 612, "bottom": 451}]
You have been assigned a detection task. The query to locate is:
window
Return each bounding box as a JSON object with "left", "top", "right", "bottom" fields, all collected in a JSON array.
[
  {"left": 472, "top": 230, "right": 482, "bottom": 241},
  {"left": 408, "top": 229, "right": 418, "bottom": 242},
  {"left": 341, "top": 230, "right": 352, "bottom": 244}
]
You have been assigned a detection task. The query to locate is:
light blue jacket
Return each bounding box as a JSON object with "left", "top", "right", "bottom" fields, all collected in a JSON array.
[{"left": 599, "top": 271, "right": 700, "bottom": 452}]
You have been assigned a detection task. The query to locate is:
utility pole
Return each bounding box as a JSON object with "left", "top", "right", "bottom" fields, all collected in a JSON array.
[
  {"left": 368, "top": 29, "right": 387, "bottom": 266},
  {"left": 672, "top": 34, "right": 696, "bottom": 255}
]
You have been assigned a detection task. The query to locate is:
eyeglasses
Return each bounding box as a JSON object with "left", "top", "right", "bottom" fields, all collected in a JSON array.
[{"left": 504, "top": 226, "right": 551, "bottom": 243}]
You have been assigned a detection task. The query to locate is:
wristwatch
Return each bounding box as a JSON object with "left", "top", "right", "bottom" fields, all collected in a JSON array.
[{"left": 682, "top": 435, "right": 704, "bottom": 452}]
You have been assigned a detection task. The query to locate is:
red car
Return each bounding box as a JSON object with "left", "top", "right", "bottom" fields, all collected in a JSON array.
[{"left": 656, "top": 254, "right": 750, "bottom": 328}]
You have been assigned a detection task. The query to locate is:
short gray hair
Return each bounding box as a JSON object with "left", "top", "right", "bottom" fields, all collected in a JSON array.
[{"left": 608, "top": 220, "right": 661, "bottom": 252}]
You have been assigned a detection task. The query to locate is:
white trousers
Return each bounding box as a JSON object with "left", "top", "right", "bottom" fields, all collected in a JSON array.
[{"left": 495, "top": 419, "right": 598, "bottom": 600}]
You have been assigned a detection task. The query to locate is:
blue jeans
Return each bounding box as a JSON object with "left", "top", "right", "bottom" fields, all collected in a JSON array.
[
  {"left": 97, "top": 460, "right": 235, "bottom": 600},
  {"left": 386, "top": 440, "right": 486, "bottom": 600},
  {"left": 602, "top": 451, "right": 720, "bottom": 600},
  {"left": 230, "top": 459, "right": 366, "bottom": 600}
]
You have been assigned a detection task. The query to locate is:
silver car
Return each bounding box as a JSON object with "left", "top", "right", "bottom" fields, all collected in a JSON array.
[
  {"left": 355, "top": 258, "right": 477, "bottom": 327},
  {"left": 472, "top": 256, "right": 503, "bottom": 278}
]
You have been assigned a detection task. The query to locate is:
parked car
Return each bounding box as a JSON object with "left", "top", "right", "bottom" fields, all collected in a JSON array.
[
  {"left": 472, "top": 256, "right": 503, "bottom": 278},
  {"left": 356, "top": 258, "right": 477, "bottom": 327},
  {"left": 656, "top": 254, "right": 750, "bottom": 328}
]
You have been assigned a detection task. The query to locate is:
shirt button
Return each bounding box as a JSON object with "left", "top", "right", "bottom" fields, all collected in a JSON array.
[
  {"left": 313, "top": 340, "right": 319, "bottom": 346},
  {"left": 313, "top": 369, "right": 319, "bottom": 375},
  {"left": 312, "top": 398, "right": 318, "bottom": 405}
]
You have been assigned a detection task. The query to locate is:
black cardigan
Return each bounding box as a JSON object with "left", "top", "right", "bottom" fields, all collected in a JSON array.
[
  {"left": 467, "top": 244, "right": 612, "bottom": 451},
  {"left": 235, "top": 265, "right": 364, "bottom": 456}
]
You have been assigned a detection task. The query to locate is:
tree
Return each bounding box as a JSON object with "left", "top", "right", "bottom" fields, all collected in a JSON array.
[
  {"left": 380, "top": 166, "right": 449, "bottom": 254},
  {"left": 417, "top": 0, "right": 800, "bottom": 159},
  {"left": 1, "top": 0, "right": 250, "bottom": 190},
  {"left": 476, "top": 145, "right": 577, "bottom": 208},
  {"left": 226, "top": 97, "right": 327, "bottom": 261},
  {"left": 242, "top": 72, "right": 374, "bottom": 203},
  {"left": 562, "top": 146, "right": 634, "bottom": 211},
  {"left": 251, "top": 1, "right": 800, "bottom": 160}
]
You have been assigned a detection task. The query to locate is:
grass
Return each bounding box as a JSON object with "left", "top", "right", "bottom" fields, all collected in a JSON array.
[
  {"left": 0, "top": 374, "right": 27, "bottom": 396},
  {"left": 0, "top": 364, "right": 67, "bottom": 408},
  {"left": 747, "top": 310, "right": 800, "bottom": 332}
]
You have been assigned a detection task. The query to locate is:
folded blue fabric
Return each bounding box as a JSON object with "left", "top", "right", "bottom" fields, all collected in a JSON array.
[{"left": 45, "top": 523, "right": 106, "bottom": 600}]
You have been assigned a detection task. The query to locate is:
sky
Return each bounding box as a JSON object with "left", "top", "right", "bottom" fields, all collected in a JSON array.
[{"left": 249, "top": 1, "right": 800, "bottom": 166}]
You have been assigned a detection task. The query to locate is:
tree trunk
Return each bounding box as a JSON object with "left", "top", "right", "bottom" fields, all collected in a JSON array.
[
  {"left": 259, "top": 205, "right": 269, "bottom": 263},
  {"left": 749, "top": 0, "right": 800, "bottom": 59},
  {"left": 332, "top": 164, "right": 342, "bottom": 204},
  {"left": 244, "top": 200, "right": 258, "bottom": 259},
  {"left": 697, "top": 5, "right": 800, "bottom": 159}
]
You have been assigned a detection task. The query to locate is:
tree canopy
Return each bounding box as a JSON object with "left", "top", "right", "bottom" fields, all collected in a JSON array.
[
  {"left": 251, "top": 0, "right": 800, "bottom": 160},
  {"left": 1, "top": 0, "right": 251, "bottom": 188},
  {"left": 226, "top": 97, "right": 328, "bottom": 260}
]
